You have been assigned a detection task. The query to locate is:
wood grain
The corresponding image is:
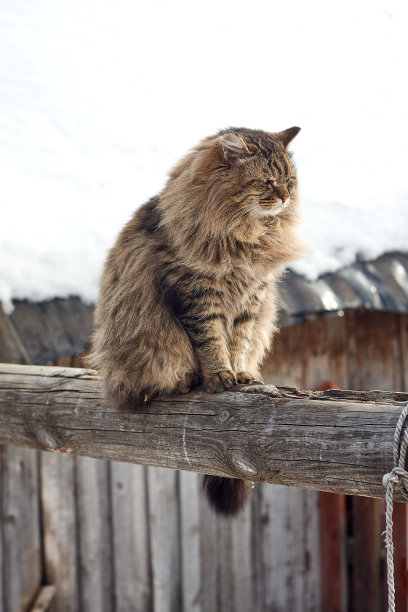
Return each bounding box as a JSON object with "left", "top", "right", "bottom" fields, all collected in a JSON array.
[
  {"left": 29, "top": 585, "right": 56, "bottom": 612},
  {"left": 1, "top": 363, "right": 408, "bottom": 502}
]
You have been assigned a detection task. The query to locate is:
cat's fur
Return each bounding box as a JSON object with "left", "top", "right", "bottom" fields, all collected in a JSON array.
[{"left": 90, "top": 126, "right": 305, "bottom": 515}]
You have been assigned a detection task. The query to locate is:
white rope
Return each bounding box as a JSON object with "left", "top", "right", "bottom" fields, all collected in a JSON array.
[{"left": 382, "top": 402, "right": 408, "bottom": 612}]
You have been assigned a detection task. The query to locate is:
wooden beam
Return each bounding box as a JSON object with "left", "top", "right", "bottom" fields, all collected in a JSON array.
[{"left": 0, "top": 363, "right": 408, "bottom": 502}]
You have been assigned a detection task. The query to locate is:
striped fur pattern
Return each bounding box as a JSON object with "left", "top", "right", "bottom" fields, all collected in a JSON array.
[{"left": 90, "top": 126, "right": 305, "bottom": 514}]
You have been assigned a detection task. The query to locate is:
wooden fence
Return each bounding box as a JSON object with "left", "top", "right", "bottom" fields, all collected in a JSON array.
[
  {"left": 0, "top": 366, "right": 325, "bottom": 612},
  {"left": 1, "top": 310, "right": 408, "bottom": 611},
  {"left": 1, "top": 361, "right": 408, "bottom": 611}
]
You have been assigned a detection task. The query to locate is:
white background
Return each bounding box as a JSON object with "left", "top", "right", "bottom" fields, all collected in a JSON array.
[{"left": 1, "top": 0, "right": 407, "bottom": 310}]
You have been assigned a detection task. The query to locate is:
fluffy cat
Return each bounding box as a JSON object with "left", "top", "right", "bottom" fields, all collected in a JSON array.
[{"left": 90, "top": 126, "right": 304, "bottom": 515}]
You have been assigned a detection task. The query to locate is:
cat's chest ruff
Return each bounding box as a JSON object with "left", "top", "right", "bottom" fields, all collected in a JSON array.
[{"left": 215, "top": 267, "right": 271, "bottom": 312}]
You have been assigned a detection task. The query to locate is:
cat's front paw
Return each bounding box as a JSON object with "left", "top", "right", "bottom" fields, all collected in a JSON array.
[
  {"left": 174, "top": 372, "right": 199, "bottom": 394},
  {"left": 203, "top": 370, "right": 237, "bottom": 393},
  {"left": 236, "top": 371, "right": 258, "bottom": 385}
]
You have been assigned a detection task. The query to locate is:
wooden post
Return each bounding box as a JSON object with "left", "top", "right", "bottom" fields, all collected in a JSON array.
[
  {"left": 320, "top": 493, "right": 347, "bottom": 612},
  {"left": 351, "top": 496, "right": 382, "bottom": 612},
  {"left": 0, "top": 363, "right": 408, "bottom": 501},
  {"left": 317, "top": 381, "right": 348, "bottom": 612}
]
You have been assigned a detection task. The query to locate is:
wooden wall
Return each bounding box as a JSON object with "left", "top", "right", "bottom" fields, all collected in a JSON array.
[
  {"left": 1, "top": 310, "right": 407, "bottom": 611},
  {"left": 265, "top": 310, "right": 408, "bottom": 612}
]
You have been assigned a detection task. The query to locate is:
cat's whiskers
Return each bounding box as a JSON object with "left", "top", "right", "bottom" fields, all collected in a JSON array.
[
  {"left": 230, "top": 203, "right": 261, "bottom": 235},
  {"left": 238, "top": 204, "right": 258, "bottom": 222},
  {"left": 226, "top": 203, "right": 252, "bottom": 216},
  {"left": 229, "top": 203, "right": 258, "bottom": 230},
  {"left": 240, "top": 206, "right": 256, "bottom": 218}
]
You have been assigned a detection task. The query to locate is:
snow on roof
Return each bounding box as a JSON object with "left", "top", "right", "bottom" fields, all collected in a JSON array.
[{"left": 1, "top": 0, "right": 407, "bottom": 313}]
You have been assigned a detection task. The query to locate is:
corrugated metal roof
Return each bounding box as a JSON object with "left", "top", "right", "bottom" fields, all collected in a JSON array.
[
  {"left": 278, "top": 252, "right": 408, "bottom": 326},
  {"left": 1, "top": 252, "right": 408, "bottom": 364}
]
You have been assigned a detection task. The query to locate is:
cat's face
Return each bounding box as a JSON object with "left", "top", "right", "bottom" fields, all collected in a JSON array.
[{"left": 218, "top": 127, "right": 300, "bottom": 220}]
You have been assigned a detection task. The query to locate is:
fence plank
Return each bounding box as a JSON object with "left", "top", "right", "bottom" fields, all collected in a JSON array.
[
  {"left": 0, "top": 446, "right": 41, "bottom": 611},
  {"left": 230, "top": 493, "right": 256, "bottom": 612},
  {"left": 179, "top": 471, "right": 201, "bottom": 612},
  {"left": 147, "top": 466, "right": 181, "bottom": 612},
  {"left": 287, "top": 487, "right": 312, "bottom": 610},
  {"left": 199, "top": 483, "right": 218, "bottom": 612},
  {"left": 260, "top": 485, "right": 294, "bottom": 611},
  {"left": 217, "top": 514, "right": 234, "bottom": 612},
  {"left": 302, "top": 490, "right": 322, "bottom": 611},
  {"left": 76, "top": 456, "right": 113, "bottom": 612},
  {"left": 41, "top": 453, "right": 79, "bottom": 612},
  {"left": 111, "top": 462, "right": 151, "bottom": 612}
]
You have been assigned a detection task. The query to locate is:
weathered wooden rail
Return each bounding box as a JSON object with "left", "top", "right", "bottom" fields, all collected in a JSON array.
[{"left": 1, "top": 363, "right": 408, "bottom": 501}]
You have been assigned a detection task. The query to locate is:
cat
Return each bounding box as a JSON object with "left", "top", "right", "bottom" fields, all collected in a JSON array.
[{"left": 89, "top": 126, "right": 305, "bottom": 515}]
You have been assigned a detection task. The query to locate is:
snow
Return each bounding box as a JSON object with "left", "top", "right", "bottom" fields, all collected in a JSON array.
[{"left": 1, "top": 0, "right": 407, "bottom": 312}]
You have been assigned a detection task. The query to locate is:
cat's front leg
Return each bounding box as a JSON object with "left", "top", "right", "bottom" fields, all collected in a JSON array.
[
  {"left": 230, "top": 307, "right": 261, "bottom": 385},
  {"left": 181, "top": 315, "right": 236, "bottom": 393}
]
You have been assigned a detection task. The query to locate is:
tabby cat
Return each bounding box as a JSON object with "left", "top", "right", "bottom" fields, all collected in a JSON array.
[{"left": 90, "top": 126, "right": 305, "bottom": 515}]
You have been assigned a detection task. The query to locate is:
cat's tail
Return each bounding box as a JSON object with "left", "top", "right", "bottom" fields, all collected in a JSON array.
[{"left": 202, "top": 475, "right": 252, "bottom": 516}]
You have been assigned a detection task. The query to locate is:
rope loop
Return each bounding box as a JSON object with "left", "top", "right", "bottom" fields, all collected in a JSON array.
[
  {"left": 383, "top": 466, "right": 408, "bottom": 490},
  {"left": 383, "top": 401, "right": 408, "bottom": 612}
]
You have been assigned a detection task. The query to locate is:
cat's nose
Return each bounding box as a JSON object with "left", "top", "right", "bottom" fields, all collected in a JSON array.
[{"left": 279, "top": 187, "right": 289, "bottom": 202}]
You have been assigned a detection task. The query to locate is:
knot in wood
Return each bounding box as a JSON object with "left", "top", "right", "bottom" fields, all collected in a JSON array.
[
  {"left": 218, "top": 409, "right": 231, "bottom": 423},
  {"left": 37, "top": 427, "right": 61, "bottom": 451},
  {"left": 232, "top": 454, "right": 258, "bottom": 476}
]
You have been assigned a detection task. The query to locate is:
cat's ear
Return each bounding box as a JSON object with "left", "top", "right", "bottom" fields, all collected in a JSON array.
[
  {"left": 274, "top": 126, "right": 301, "bottom": 148},
  {"left": 220, "top": 133, "right": 250, "bottom": 163}
]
